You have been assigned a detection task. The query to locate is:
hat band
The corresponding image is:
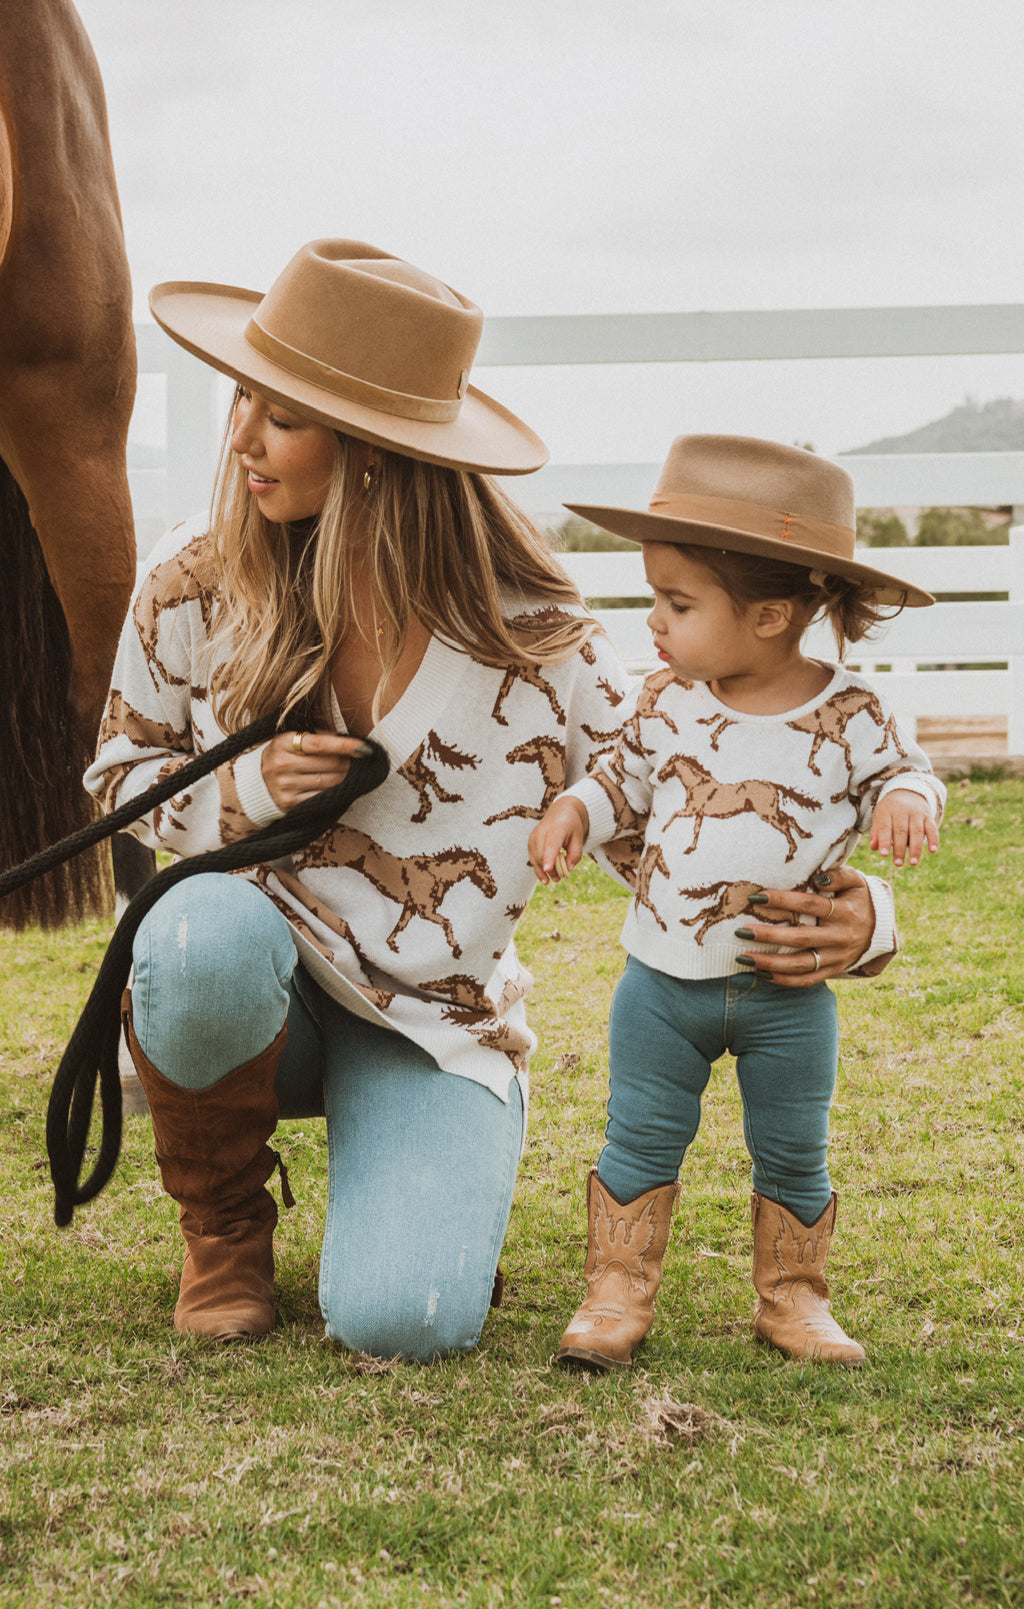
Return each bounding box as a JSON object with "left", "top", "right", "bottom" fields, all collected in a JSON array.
[
  {"left": 245, "top": 317, "right": 463, "bottom": 425},
  {"left": 648, "top": 493, "right": 855, "bottom": 560}
]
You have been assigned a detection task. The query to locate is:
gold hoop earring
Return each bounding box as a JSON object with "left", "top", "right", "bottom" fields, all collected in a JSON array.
[{"left": 363, "top": 464, "right": 376, "bottom": 494}]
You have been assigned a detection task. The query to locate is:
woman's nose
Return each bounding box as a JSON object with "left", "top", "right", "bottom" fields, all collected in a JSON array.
[{"left": 230, "top": 398, "right": 258, "bottom": 456}]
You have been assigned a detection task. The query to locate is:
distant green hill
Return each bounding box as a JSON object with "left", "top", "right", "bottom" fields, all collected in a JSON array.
[{"left": 845, "top": 397, "right": 1024, "bottom": 455}]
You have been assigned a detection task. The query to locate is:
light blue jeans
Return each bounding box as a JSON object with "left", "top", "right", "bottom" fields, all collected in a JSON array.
[
  {"left": 601, "top": 956, "right": 840, "bottom": 1225},
  {"left": 131, "top": 874, "right": 523, "bottom": 1362}
]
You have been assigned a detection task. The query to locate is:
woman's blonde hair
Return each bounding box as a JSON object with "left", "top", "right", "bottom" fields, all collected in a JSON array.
[{"left": 207, "top": 400, "right": 597, "bottom": 731}]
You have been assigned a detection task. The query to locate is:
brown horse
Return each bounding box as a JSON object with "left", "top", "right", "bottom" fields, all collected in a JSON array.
[
  {"left": 658, "top": 754, "right": 821, "bottom": 861},
  {"left": 0, "top": 0, "right": 137, "bottom": 928}
]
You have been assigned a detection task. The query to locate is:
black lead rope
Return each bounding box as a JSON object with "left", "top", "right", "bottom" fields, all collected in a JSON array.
[
  {"left": 0, "top": 711, "right": 283, "bottom": 903},
  {"left": 0, "top": 714, "right": 389, "bottom": 1226}
]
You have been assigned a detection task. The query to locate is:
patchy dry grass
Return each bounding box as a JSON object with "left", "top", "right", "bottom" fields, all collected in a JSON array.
[{"left": 1, "top": 776, "right": 1022, "bottom": 1607}]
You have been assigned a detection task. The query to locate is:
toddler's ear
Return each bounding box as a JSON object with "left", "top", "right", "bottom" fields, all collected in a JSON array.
[{"left": 752, "top": 599, "right": 794, "bottom": 638}]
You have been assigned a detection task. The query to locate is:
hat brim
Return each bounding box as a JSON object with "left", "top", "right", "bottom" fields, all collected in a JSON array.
[
  {"left": 149, "top": 281, "right": 548, "bottom": 476},
  {"left": 564, "top": 503, "right": 933, "bottom": 608}
]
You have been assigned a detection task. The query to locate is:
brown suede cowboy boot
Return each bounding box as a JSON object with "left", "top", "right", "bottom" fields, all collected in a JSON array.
[
  {"left": 557, "top": 1169, "right": 678, "bottom": 1370},
  {"left": 121, "top": 993, "right": 292, "bottom": 1342},
  {"left": 751, "top": 1191, "right": 865, "bottom": 1366}
]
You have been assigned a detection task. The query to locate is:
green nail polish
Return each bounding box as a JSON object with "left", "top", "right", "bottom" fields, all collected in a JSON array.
[
  {"left": 734, "top": 927, "right": 755, "bottom": 940},
  {"left": 813, "top": 873, "right": 832, "bottom": 888},
  {"left": 354, "top": 742, "right": 374, "bottom": 757},
  {"left": 748, "top": 892, "right": 770, "bottom": 905},
  {"left": 735, "top": 955, "right": 756, "bottom": 968}
]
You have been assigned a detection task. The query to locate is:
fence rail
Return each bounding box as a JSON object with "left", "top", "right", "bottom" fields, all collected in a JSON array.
[{"left": 132, "top": 305, "right": 1024, "bottom": 757}]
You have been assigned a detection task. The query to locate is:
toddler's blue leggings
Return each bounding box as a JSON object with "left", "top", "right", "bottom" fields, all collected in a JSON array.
[{"left": 601, "top": 956, "right": 839, "bottom": 1225}]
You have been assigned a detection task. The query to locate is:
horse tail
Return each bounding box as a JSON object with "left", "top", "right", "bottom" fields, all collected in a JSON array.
[
  {"left": 0, "top": 456, "right": 112, "bottom": 929},
  {"left": 779, "top": 782, "right": 824, "bottom": 811}
]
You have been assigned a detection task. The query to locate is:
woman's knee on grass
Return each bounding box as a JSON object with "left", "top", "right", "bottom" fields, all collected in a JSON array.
[{"left": 322, "top": 1277, "right": 492, "bottom": 1365}]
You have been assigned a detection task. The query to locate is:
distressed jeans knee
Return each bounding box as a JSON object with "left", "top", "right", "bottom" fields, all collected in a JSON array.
[{"left": 131, "top": 873, "right": 297, "bottom": 1087}]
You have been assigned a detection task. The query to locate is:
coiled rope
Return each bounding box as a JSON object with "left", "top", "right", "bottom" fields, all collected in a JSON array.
[{"left": 0, "top": 714, "right": 388, "bottom": 1226}]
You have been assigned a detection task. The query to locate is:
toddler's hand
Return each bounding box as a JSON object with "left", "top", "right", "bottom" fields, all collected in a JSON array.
[
  {"left": 528, "top": 797, "right": 589, "bottom": 884},
  {"left": 870, "top": 788, "right": 939, "bottom": 868}
]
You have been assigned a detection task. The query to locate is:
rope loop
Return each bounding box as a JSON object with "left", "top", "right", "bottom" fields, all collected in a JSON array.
[{"left": 0, "top": 712, "right": 390, "bottom": 1225}]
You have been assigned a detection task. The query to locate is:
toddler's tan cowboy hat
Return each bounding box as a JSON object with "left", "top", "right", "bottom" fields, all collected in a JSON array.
[
  {"left": 149, "top": 238, "right": 547, "bottom": 475},
  {"left": 566, "top": 434, "right": 933, "bottom": 607}
]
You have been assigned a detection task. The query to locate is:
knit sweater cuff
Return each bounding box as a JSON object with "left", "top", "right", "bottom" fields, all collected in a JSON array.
[
  {"left": 846, "top": 872, "right": 898, "bottom": 977},
  {"left": 563, "top": 778, "right": 619, "bottom": 848},
  {"left": 232, "top": 743, "right": 286, "bottom": 829}
]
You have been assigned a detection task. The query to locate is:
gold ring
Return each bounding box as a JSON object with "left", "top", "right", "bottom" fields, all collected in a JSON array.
[
  {"left": 809, "top": 949, "right": 821, "bottom": 972},
  {"left": 292, "top": 732, "right": 306, "bottom": 755},
  {"left": 823, "top": 896, "right": 835, "bottom": 919}
]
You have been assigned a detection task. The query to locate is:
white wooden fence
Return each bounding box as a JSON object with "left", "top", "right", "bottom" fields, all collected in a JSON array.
[{"left": 131, "top": 305, "right": 1024, "bottom": 757}]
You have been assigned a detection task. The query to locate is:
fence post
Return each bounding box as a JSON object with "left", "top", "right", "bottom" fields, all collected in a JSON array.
[{"left": 1008, "top": 526, "right": 1024, "bottom": 756}]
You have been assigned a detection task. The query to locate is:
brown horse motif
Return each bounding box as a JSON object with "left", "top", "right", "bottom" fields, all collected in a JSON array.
[
  {"left": 0, "top": 0, "right": 137, "bottom": 927},
  {"left": 635, "top": 841, "right": 671, "bottom": 930},
  {"left": 659, "top": 755, "right": 820, "bottom": 861},
  {"left": 787, "top": 686, "right": 907, "bottom": 777},
  {"left": 491, "top": 661, "right": 567, "bottom": 729},
  {"left": 483, "top": 734, "right": 566, "bottom": 825},
  {"left": 401, "top": 731, "right": 480, "bottom": 824},
  {"left": 696, "top": 712, "right": 737, "bottom": 751},
  {"left": 316, "top": 828, "right": 497, "bottom": 958},
  {"left": 676, "top": 878, "right": 790, "bottom": 946},
  {"left": 613, "top": 667, "right": 684, "bottom": 762},
  {"left": 420, "top": 973, "right": 495, "bottom": 1018},
  {"left": 490, "top": 609, "right": 582, "bottom": 728}
]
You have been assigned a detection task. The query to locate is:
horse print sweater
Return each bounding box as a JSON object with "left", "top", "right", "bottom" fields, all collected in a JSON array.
[
  {"left": 564, "top": 665, "right": 945, "bottom": 982},
  {"left": 84, "top": 517, "right": 640, "bottom": 1103}
]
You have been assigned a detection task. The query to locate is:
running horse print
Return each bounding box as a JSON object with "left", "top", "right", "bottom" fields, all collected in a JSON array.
[{"left": 0, "top": 0, "right": 138, "bottom": 928}]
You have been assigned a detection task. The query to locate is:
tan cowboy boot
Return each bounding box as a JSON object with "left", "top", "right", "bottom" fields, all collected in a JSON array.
[
  {"left": 557, "top": 1169, "right": 678, "bottom": 1370},
  {"left": 121, "top": 994, "right": 292, "bottom": 1342},
  {"left": 751, "top": 1192, "right": 865, "bottom": 1366}
]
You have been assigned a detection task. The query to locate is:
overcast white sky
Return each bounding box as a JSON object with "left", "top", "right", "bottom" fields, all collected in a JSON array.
[{"left": 76, "top": 0, "right": 1024, "bottom": 463}]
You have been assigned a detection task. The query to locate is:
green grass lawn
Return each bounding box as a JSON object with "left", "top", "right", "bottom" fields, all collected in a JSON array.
[{"left": 1, "top": 775, "right": 1022, "bottom": 1608}]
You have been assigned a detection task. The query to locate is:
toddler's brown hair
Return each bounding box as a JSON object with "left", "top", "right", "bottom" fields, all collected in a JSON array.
[{"left": 677, "top": 542, "right": 902, "bottom": 658}]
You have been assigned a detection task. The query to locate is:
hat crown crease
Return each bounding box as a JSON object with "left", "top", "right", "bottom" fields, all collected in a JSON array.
[{"left": 251, "top": 242, "right": 481, "bottom": 413}]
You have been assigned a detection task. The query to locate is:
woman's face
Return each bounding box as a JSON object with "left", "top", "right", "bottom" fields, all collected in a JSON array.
[{"left": 230, "top": 388, "right": 338, "bottom": 522}]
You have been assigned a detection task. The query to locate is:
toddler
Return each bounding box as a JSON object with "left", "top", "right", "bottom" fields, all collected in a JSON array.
[{"left": 529, "top": 434, "right": 944, "bottom": 1368}]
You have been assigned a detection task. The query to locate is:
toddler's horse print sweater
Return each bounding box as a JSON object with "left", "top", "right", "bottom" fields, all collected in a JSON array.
[{"left": 566, "top": 666, "right": 944, "bottom": 982}]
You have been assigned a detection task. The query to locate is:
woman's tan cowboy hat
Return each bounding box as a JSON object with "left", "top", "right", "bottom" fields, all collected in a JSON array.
[
  {"left": 149, "top": 238, "right": 547, "bottom": 475},
  {"left": 566, "top": 434, "right": 933, "bottom": 607}
]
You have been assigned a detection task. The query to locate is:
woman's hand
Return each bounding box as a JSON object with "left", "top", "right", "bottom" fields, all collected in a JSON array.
[
  {"left": 261, "top": 730, "right": 375, "bottom": 812},
  {"left": 528, "top": 797, "right": 589, "bottom": 885},
  {"left": 735, "top": 864, "right": 878, "bottom": 986}
]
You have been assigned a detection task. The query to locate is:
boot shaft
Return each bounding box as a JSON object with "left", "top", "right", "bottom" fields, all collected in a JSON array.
[
  {"left": 121, "top": 993, "right": 288, "bottom": 1226},
  {"left": 751, "top": 1191, "right": 836, "bottom": 1307},
  {"left": 584, "top": 1169, "right": 679, "bottom": 1308}
]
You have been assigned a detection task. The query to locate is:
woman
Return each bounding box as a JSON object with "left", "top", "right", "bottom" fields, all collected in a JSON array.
[{"left": 86, "top": 239, "right": 889, "bottom": 1362}]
